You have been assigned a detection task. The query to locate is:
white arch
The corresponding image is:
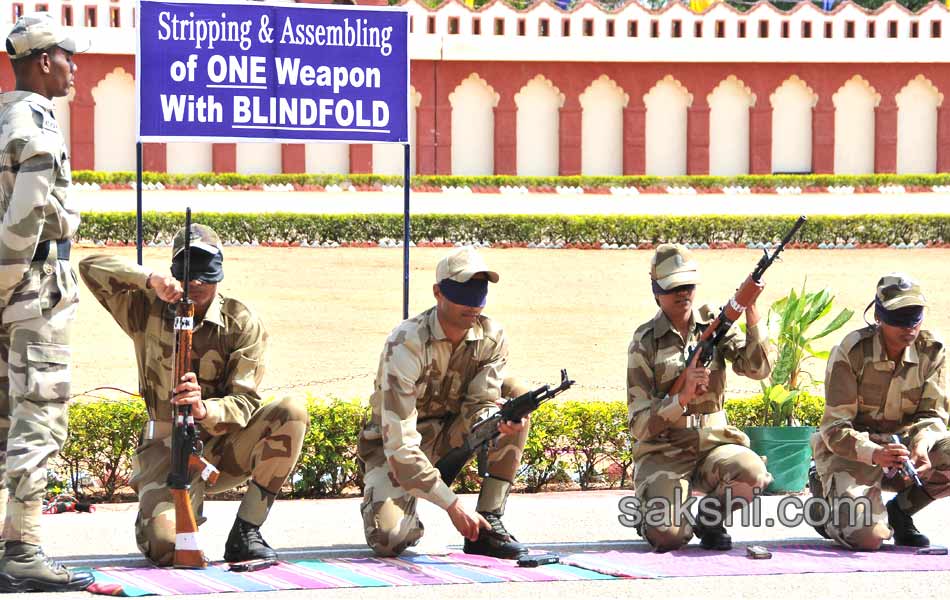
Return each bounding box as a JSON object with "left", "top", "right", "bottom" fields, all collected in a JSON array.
[
  {"left": 373, "top": 87, "right": 422, "bottom": 175},
  {"left": 644, "top": 76, "right": 691, "bottom": 176},
  {"left": 770, "top": 76, "right": 817, "bottom": 174},
  {"left": 515, "top": 75, "right": 564, "bottom": 176},
  {"left": 896, "top": 75, "right": 943, "bottom": 174},
  {"left": 306, "top": 143, "right": 349, "bottom": 174},
  {"left": 236, "top": 142, "right": 282, "bottom": 175},
  {"left": 52, "top": 88, "right": 74, "bottom": 158},
  {"left": 91, "top": 68, "right": 135, "bottom": 172},
  {"left": 707, "top": 75, "right": 756, "bottom": 176},
  {"left": 579, "top": 76, "right": 628, "bottom": 176},
  {"left": 167, "top": 142, "right": 213, "bottom": 174},
  {"left": 450, "top": 74, "right": 499, "bottom": 176},
  {"left": 833, "top": 76, "right": 880, "bottom": 175}
]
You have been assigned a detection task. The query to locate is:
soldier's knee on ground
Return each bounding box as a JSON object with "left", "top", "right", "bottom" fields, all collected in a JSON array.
[
  {"left": 136, "top": 518, "right": 176, "bottom": 567},
  {"left": 642, "top": 523, "right": 692, "bottom": 552},
  {"left": 839, "top": 524, "right": 888, "bottom": 551},
  {"left": 361, "top": 496, "right": 422, "bottom": 558},
  {"left": 501, "top": 377, "right": 530, "bottom": 399}
]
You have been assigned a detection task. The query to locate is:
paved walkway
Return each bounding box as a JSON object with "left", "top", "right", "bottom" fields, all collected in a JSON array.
[{"left": 72, "top": 189, "right": 950, "bottom": 215}]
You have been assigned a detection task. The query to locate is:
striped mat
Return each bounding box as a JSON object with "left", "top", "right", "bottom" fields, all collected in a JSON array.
[
  {"left": 87, "top": 553, "right": 616, "bottom": 596},
  {"left": 561, "top": 542, "right": 950, "bottom": 579}
]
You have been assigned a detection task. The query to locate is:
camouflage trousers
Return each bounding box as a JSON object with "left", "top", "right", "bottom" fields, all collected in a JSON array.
[
  {"left": 131, "top": 396, "right": 308, "bottom": 566},
  {"left": 0, "top": 281, "right": 77, "bottom": 545},
  {"left": 812, "top": 432, "right": 950, "bottom": 551},
  {"left": 360, "top": 380, "right": 530, "bottom": 557},
  {"left": 633, "top": 443, "right": 771, "bottom": 551}
]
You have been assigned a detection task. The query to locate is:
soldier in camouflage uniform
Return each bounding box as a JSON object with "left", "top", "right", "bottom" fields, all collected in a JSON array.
[
  {"left": 627, "top": 244, "right": 772, "bottom": 552},
  {"left": 0, "top": 13, "right": 93, "bottom": 593},
  {"left": 79, "top": 225, "right": 308, "bottom": 566},
  {"left": 358, "top": 247, "right": 531, "bottom": 559},
  {"left": 810, "top": 274, "right": 950, "bottom": 550}
]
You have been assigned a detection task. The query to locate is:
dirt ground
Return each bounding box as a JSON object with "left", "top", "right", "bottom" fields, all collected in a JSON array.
[{"left": 70, "top": 246, "right": 950, "bottom": 405}]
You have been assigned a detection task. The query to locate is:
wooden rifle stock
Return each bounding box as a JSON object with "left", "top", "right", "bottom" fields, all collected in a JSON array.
[
  {"left": 668, "top": 216, "right": 807, "bottom": 399},
  {"left": 168, "top": 209, "right": 219, "bottom": 569}
]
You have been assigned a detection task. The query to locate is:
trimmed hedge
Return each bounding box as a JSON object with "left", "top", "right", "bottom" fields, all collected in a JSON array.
[
  {"left": 53, "top": 394, "right": 825, "bottom": 501},
  {"left": 77, "top": 212, "right": 950, "bottom": 246},
  {"left": 72, "top": 170, "right": 950, "bottom": 191}
]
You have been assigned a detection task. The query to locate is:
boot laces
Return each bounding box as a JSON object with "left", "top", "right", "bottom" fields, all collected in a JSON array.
[
  {"left": 482, "top": 512, "right": 512, "bottom": 540},
  {"left": 238, "top": 520, "right": 270, "bottom": 548}
]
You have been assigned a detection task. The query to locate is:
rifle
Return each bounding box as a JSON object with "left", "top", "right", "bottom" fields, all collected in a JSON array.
[
  {"left": 168, "top": 208, "right": 220, "bottom": 569},
  {"left": 436, "top": 370, "right": 575, "bottom": 485},
  {"left": 668, "top": 216, "right": 807, "bottom": 398}
]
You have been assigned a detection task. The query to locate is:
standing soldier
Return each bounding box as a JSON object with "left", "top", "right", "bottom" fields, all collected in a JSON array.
[
  {"left": 79, "top": 225, "right": 309, "bottom": 566},
  {"left": 0, "top": 13, "right": 92, "bottom": 592},
  {"left": 627, "top": 244, "right": 772, "bottom": 552},
  {"left": 810, "top": 274, "right": 950, "bottom": 550},
  {"left": 358, "top": 247, "right": 530, "bottom": 559}
]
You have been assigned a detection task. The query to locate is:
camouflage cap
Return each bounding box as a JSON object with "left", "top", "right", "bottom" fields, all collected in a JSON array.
[
  {"left": 6, "top": 12, "right": 90, "bottom": 60},
  {"left": 876, "top": 273, "right": 927, "bottom": 310},
  {"left": 435, "top": 247, "right": 499, "bottom": 284},
  {"left": 650, "top": 243, "right": 700, "bottom": 290},
  {"left": 172, "top": 224, "right": 222, "bottom": 259}
]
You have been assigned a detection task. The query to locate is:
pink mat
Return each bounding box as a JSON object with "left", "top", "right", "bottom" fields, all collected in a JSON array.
[{"left": 562, "top": 543, "right": 950, "bottom": 578}]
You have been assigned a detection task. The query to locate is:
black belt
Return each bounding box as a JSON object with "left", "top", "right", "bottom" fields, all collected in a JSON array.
[{"left": 32, "top": 240, "right": 71, "bottom": 262}]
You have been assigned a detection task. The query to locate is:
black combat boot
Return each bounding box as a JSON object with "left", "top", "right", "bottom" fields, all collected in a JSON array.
[
  {"left": 886, "top": 498, "right": 930, "bottom": 547},
  {"left": 0, "top": 541, "right": 94, "bottom": 592},
  {"left": 463, "top": 476, "right": 527, "bottom": 559},
  {"left": 463, "top": 511, "right": 527, "bottom": 559},
  {"left": 223, "top": 517, "right": 278, "bottom": 563},
  {"left": 692, "top": 520, "right": 733, "bottom": 550},
  {"left": 693, "top": 498, "right": 732, "bottom": 550},
  {"left": 808, "top": 463, "right": 831, "bottom": 539}
]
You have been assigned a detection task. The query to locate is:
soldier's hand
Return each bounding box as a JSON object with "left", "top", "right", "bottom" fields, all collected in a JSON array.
[
  {"left": 872, "top": 443, "right": 910, "bottom": 470},
  {"left": 498, "top": 418, "right": 527, "bottom": 436},
  {"left": 172, "top": 372, "right": 207, "bottom": 420},
  {"left": 679, "top": 353, "right": 710, "bottom": 405},
  {"left": 149, "top": 272, "right": 183, "bottom": 303},
  {"left": 447, "top": 499, "right": 489, "bottom": 541},
  {"left": 743, "top": 279, "right": 765, "bottom": 326},
  {"left": 911, "top": 441, "right": 932, "bottom": 479}
]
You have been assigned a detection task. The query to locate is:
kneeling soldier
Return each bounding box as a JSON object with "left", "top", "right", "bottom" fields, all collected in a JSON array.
[
  {"left": 358, "top": 247, "right": 530, "bottom": 558},
  {"left": 811, "top": 274, "right": 950, "bottom": 550},
  {"left": 627, "top": 244, "right": 773, "bottom": 551},
  {"left": 79, "top": 225, "right": 308, "bottom": 565}
]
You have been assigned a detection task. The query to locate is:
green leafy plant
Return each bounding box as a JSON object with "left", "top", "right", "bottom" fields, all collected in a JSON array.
[
  {"left": 291, "top": 396, "right": 368, "bottom": 498},
  {"left": 759, "top": 282, "right": 853, "bottom": 426}
]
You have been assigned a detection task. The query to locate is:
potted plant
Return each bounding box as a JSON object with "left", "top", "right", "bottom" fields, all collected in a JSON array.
[{"left": 744, "top": 281, "right": 853, "bottom": 493}]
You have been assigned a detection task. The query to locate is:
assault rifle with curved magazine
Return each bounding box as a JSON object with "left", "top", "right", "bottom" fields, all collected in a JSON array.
[{"left": 436, "top": 370, "right": 575, "bottom": 485}]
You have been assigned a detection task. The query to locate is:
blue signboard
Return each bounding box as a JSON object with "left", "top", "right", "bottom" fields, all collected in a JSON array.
[{"left": 137, "top": 0, "right": 409, "bottom": 144}]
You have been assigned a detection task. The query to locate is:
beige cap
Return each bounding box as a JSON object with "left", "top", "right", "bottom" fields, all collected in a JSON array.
[
  {"left": 650, "top": 243, "right": 700, "bottom": 290},
  {"left": 6, "top": 12, "right": 90, "bottom": 60},
  {"left": 435, "top": 247, "right": 499, "bottom": 284},
  {"left": 876, "top": 273, "right": 927, "bottom": 310}
]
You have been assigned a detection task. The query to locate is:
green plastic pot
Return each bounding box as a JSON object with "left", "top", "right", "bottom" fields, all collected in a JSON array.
[{"left": 744, "top": 426, "right": 816, "bottom": 494}]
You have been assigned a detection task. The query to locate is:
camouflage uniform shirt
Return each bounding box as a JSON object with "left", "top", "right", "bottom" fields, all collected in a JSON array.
[
  {"left": 78, "top": 255, "right": 267, "bottom": 435},
  {"left": 0, "top": 91, "right": 79, "bottom": 308},
  {"left": 819, "top": 326, "right": 948, "bottom": 464},
  {"left": 627, "top": 305, "right": 771, "bottom": 459},
  {"left": 358, "top": 307, "right": 508, "bottom": 510}
]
